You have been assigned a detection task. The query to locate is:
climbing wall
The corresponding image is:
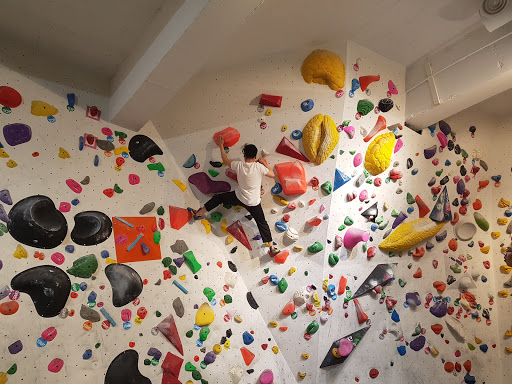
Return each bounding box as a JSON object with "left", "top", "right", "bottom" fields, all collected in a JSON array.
[{"left": 0, "top": 64, "right": 295, "bottom": 384}]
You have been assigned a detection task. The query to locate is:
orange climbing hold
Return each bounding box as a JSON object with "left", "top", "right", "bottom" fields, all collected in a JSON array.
[
  {"left": 412, "top": 247, "right": 425, "bottom": 258},
  {"left": 240, "top": 347, "right": 255, "bottom": 366},
  {"left": 415, "top": 195, "right": 430, "bottom": 218},
  {"left": 282, "top": 301, "right": 296, "bottom": 316},
  {"left": 338, "top": 276, "right": 347, "bottom": 294},
  {"left": 213, "top": 127, "right": 240, "bottom": 147},
  {"left": 363, "top": 115, "right": 386, "bottom": 143},
  {"left": 413, "top": 268, "right": 422, "bottom": 278},
  {"left": 0, "top": 300, "right": 19, "bottom": 315},
  {"left": 450, "top": 212, "right": 459, "bottom": 225},
  {"left": 478, "top": 180, "right": 489, "bottom": 191},
  {"left": 359, "top": 75, "right": 380, "bottom": 92},
  {"left": 444, "top": 362, "right": 455, "bottom": 373},
  {"left": 472, "top": 199, "right": 482, "bottom": 210},
  {"left": 464, "top": 360, "right": 472, "bottom": 373},
  {"left": 226, "top": 220, "right": 252, "bottom": 250},
  {"left": 448, "top": 238, "right": 458, "bottom": 251},
  {"left": 433, "top": 281, "right": 446, "bottom": 293},
  {"left": 431, "top": 324, "right": 443, "bottom": 334},
  {"left": 274, "top": 161, "right": 307, "bottom": 196},
  {"left": 353, "top": 298, "right": 368, "bottom": 324},
  {"left": 169, "top": 206, "right": 192, "bottom": 230},
  {"left": 274, "top": 250, "right": 290, "bottom": 264}
]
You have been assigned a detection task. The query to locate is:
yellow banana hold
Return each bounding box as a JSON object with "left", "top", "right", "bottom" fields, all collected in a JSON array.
[{"left": 172, "top": 179, "right": 187, "bottom": 192}]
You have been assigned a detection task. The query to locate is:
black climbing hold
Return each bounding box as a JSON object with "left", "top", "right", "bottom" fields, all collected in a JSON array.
[
  {"left": 440, "top": 176, "right": 449, "bottom": 185},
  {"left": 128, "top": 134, "right": 163, "bottom": 163},
  {"left": 71, "top": 211, "right": 112, "bottom": 246},
  {"left": 469, "top": 126, "right": 476, "bottom": 133},
  {"left": 226, "top": 329, "right": 232, "bottom": 338},
  {"left": 246, "top": 291, "right": 259, "bottom": 309},
  {"left": 439, "top": 120, "right": 451, "bottom": 136},
  {"left": 447, "top": 140, "right": 454, "bottom": 151},
  {"left": 105, "top": 264, "right": 143, "bottom": 307},
  {"left": 8, "top": 195, "right": 67, "bottom": 249},
  {"left": 104, "top": 349, "right": 151, "bottom": 384},
  {"left": 452, "top": 198, "right": 459, "bottom": 207},
  {"left": 210, "top": 161, "right": 222, "bottom": 168},
  {"left": 406, "top": 158, "right": 413, "bottom": 169},
  {"left": 245, "top": 214, "right": 253, "bottom": 221},
  {"left": 96, "top": 139, "right": 115, "bottom": 152},
  {"left": 454, "top": 144, "right": 461, "bottom": 155},
  {"left": 230, "top": 246, "right": 238, "bottom": 254},
  {"left": 220, "top": 336, "right": 227, "bottom": 345},
  {"left": 228, "top": 261, "right": 237, "bottom": 272},
  {"left": 11, "top": 265, "right": 71, "bottom": 317},
  {"left": 378, "top": 98, "right": 394, "bottom": 113},
  {"left": 361, "top": 202, "right": 378, "bottom": 222},
  {"left": 460, "top": 165, "right": 467, "bottom": 176}
]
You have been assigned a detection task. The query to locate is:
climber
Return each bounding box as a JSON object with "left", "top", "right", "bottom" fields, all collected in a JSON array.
[
  {"left": 505, "top": 243, "right": 512, "bottom": 267},
  {"left": 189, "top": 135, "right": 280, "bottom": 256}
]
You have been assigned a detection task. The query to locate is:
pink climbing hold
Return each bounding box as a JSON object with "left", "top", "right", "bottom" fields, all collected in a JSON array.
[
  {"left": 101, "top": 127, "right": 113, "bottom": 136},
  {"left": 129, "top": 174, "right": 140, "bottom": 185},
  {"left": 343, "top": 125, "right": 355, "bottom": 139},
  {"left": 115, "top": 234, "right": 128, "bottom": 245},
  {"left": 388, "top": 80, "right": 398, "bottom": 95},
  {"left": 344, "top": 227, "right": 370, "bottom": 249},
  {"left": 354, "top": 153, "right": 363, "bottom": 167},
  {"left": 363, "top": 115, "right": 386, "bottom": 143},
  {"left": 338, "top": 338, "right": 354, "bottom": 356},
  {"left": 66, "top": 179, "right": 82, "bottom": 194},
  {"left": 51, "top": 252, "right": 65, "bottom": 265},
  {"left": 48, "top": 358, "right": 64, "bottom": 373},
  {"left": 259, "top": 369, "right": 274, "bottom": 384},
  {"left": 437, "top": 132, "right": 448, "bottom": 149},
  {"left": 334, "top": 235, "right": 343, "bottom": 249},
  {"left": 59, "top": 202, "right": 71, "bottom": 213},
  {"left": 359, "top": 190, "right": 368, "bottom": 201},
  {"left": 41, "top": 327, "right": 57, "bottom": 342},
  {"left": 394, "top": 137, "right": 403, "bottom": 153},
  {"left": 225, "top": 168, "right": 238, "bottom": 182}
]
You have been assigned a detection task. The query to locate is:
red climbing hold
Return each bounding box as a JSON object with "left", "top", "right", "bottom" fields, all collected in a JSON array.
[
  {"left": 413, "top": 268, "right": 422, "bottom": 278},
  {"left": 448, "top": 238, "right": 458, "bottom": 251},
  {"left": 464, "top": 360, "right": 472, "bottom": 372},
  {"left": 338, "top": 276, "right": 347, "bottom": 294},
  {"left": 213, "top": 127, "right": 240, "bottom": 147},
  {"left": 431, "top": 324, "right": 443, "bottom": 334},
  {"left": 259, "top": 94, "right": 283, "bottom": 108},
  {"left": 103, "top": 188, "right": 114, "bottom": 198},
  {"left": 156, "top": 314, "right": 184, "bottom": 356},
  {"left": 274, "top": 250, "right": 290, "bottom": 264},
  {"left": 363, "top": 115, "right": 386, "bottom": 143},
  {"left": 0, "top": 86, "right": 22, "bottom": 108},
  {"left": 169, "top": 206, "right": 192, "bottom": 230},
  {"left": 162, "top": 372, "right": 183, "bottom": 384},
  {"left": 276, "top": 137, "right": 310, "bottom": 162},
  {"left": 162, "top": 351, "right": 184, "bottom": 378},
  {"left": 0, "top": 300, "right": 19, "bottom": 315},
  {"left": 369, "top": 368, "right": 380, "bottom": 379},
  {"left": 353, "top": 298, "right": 368, "bottom": 324},
  {"left": 433, "top": 281, "right": 446, "bottom": 293},
  {"left": 274, "top": 161, "right": 307, "bottom": 195},
  {"left": 240, "top": 347, "right": 255, "bottom": 366},
  {"left": 412, "top": 247, "right": 425, "bottom": 258},
  {"left": 415, "top": 195, "right": 430, "bottom": 218},
  {"left": 472, "top": 199, "right": 482, "bottom": 210},
  {"left": 359, "top": 75, "right": 380, "bottom": 92},
  {"left": 226, "top": 220, "right": 252, "bottom": 250},
  {"left": 444, "top": 362, "right": 455, "bottom": 373}
]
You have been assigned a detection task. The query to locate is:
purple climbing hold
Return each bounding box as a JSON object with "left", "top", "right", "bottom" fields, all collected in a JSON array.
[
  {"left": 173, "top": 257, "right": 185, "bottom": 268},
  {"left": 438, "top": 120, "right": 451, "bottom": 136},
  {"left": 435, "top": 230, "right": 447, "bottom": 242},
  {"left": 252, "top": 234, "right": 262, "bottom": 241},
  {"left": 147, "top": 347, "right": 162, "bottom": 360},
  {"left": 3, "top": 123, "right": 32, "bottom": 146},
  {"left": 460, "top": 198, "right": 468, "bottom": 206},
  {"left": 188, "top": 172, "right": 231, "bottom": 195},
  {"left": 0, "top": 190, "right": 12, "bottom": 205},
  {"left": 405, "top": 292, "right": 421, "bottom": 307},
  {"left": 427, "top": 177, "right": 436, "bottom": 187},
  {"left": 0, "top": 204, "right": 9, "bottom": 223},
  {"left": 425, "top": 241, "right": 434, "bottom": 251},
  {"left": 392, "top": 212, "right": 408, "bottom": 229},
  {"left": 410, "top": 335, "right": 426, "bottom": 351},
  {"left": 424, "top": 145, "right": 437, "bottom": 159},
  {"left": 429, "top": 300, "right": 447, "bottom": 317},
  {"left": 8, "top": 340, "right": 23, "bottom": 354},
  {"left": 141, "top": 242, "right": 150, "bottom": 255},
  {"left": 204, "top": 351, "right": 216, "bottom": 365}
]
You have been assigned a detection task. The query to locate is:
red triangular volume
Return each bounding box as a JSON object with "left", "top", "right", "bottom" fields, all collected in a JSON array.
[
  {"left": 162, "top": 352, "right": 183, "bottom": 377},
  {"left": 169, "top": 206, "right": 192, "bottom": 230},
  {"left": 240, "top": 347, "right": 255, "bottom": 366},
  {"left": 226, "top": 220, "right": 252, "bottom": 250},
  {"left": 162, "top": 372, "right": 183, "bottom": 384},
  {"left": 156, "top": 314, "right": 184, "bottom": 355},
  {"left": 276, "top": 137, "right": 310, "bottom": 162}
]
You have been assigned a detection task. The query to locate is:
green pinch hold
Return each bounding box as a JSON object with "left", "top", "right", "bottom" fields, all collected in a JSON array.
[
  {"left": 211, "top": 212, "right": 223, "bottom": 222},
  {"left": 162, "top": 257, "right": 172, "bottom": 267},
  {"left": 147, "top": 162, "right": 165, "bottom": 172},
  {"left": 113, "top": 183, "right": 123, "bottom": 194},
  {"left": 199, "top": 327, "right": 210, "bottom": 341},
  {"left": 186, "top": 330, "right": 194, "bottom": 338},
  {"left": 379, "top": 221, "right": 389, "bottom": 230},
  {"left": 169, "top": 265, "right": 177, "bottom": 275},
  {"left": 342, "top": 120, "right": 351, "bottom": 127},
  {"left": 203, "top": 287, "right": 215, "bottom": 301},
  {"left": 157, "top": 206, "right": 165, "bottom": 215},
  {"left": 67, "top": 254, "right": 98, "bottom": 278},
  {"left": 338, "top": 224, "right": 346, "bottom": 231},
  {"left": 328, "top": 253, "right": 339, "bottom": 266},
  {"left": 192, "top": 371, "right": 202, "bottom": 380},
  {"left": 344, "top": 290, "right": 352, "bottom": 303},
  {"left": 450, "top": 264, "right": 461, "bottom": 273},
  {"left": 183, "top": 250, "right": 202, "bottom": 273},
  {"left": 114, "top": 130, "right": 128, "bottom": 139},
  {"left": 153, "top": 230, "right": 161, "bottom": 244},
  {"left": 406, "top": 192, "right": 415, "bottom": 204},
  {"left": 398, "top": 278, "right": 406, "bottom": 287},
  {"left": 391, "top": 210, "right": 399, "bottom": 217},
  {"left": 375, "top": 216, "right": 384, "bottom": 224},
  {"left": 7, "top": 364, "right": 17, "bottom": 375},
  {"left": 306, "top": 320, "right": 319, "bottom": 334},
  {"left": 349, "top": 150, "right": 356, "bottom": 155},
  {"left": 151, "top": 357, "right": 159, "bottom": 366},
  {"left": 208, "top": 169, "right": 219, "bottom": 178},
  {"left": 321, "top": 181, "right": 333, "bottom": 195},
  {"left": 308, "top": 241, "right": 324, "bottom": 253},
  {"left": 474, "top": 212, "right": 489, "bottom": 231},
  {"left": 278, "top": 277, "right": 288, "bottom": 293},
  {"left": 185, "top": 362, "right": 197, "bottom": 371},
  {"left": 224, "top": 295, "right": 232, "bottom": 304},
  {"left": 344, "top": 216, "right": 354, "bottom": 226},
  {"left": 264, "top": 268, "right": 269, "bottom": 273},
  {"left": 435, "top": 169, "right": 443, "bottom": 177},
  {"left": 291, "top": 312, "right": 298, "bottom": 319}
]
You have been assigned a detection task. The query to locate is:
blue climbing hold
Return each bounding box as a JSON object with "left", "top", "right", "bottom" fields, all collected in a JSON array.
[
  {"left": 291, "top": 130, "right": 303, "bottom": 140},
  {"left": 391, "top": 309, "right": 400, "bottom": 323},
  {"left": 271, "top": 183, "right": 283, "bottom": 194},
  {"left": 269, "top": 275, "right": 279, "bottom": 285},
  {"left": 370, "top": 224, "right": 378, "bottom": 231},
  {"left": 479, "top": 344, "right": 488, "bottom": 353},
  {"left": 349, "top": 78, "right": 360, "bottom": 98},
  {"left": 275, "top": 222, "right": 287, "bottom": 232},
  {"left": 36, "top": 337, "right": 47, "bottom": 347},
  {"left": 492, "top": 175, "right": 502, "bottom": 183},
  {"left": 481, "top": 276, "right": 487, "bottom": 283},
  {"left": 468, "top": 241, "right": 474, "bottom": 247},
  {"left": 428, "top": 124, "right": 436, "bottom": 136},
  {"left": 83, "top": 349, "right": 93, "bottom": 360},
  {"left": 411, "top": 169, "right": 419, "bottom": 175},
  {"left": 88, "top": 291, "right": 97, "bottom": 302},
  {"left": 505, "top": 210, "right": 512, "bottom": 217},
  {"left": 101, "top": 250, "right": 109, "bottom": 259},
  {"left": 122, "top": 152, "right": 129, "bottom": 159},
  {"left": 334, "top": 169, "right": 351, "bottom": 191},
  {"left": 71, "top": 198, "right": 80, "bottom": 206},
  {"left": 300, "top": 99, "right": 314, "bottom": 112},
  {"left": 79, "top": 136, "right": 84, "bottom": 151},
  {"left": 464, "top": 373, "right": 476, "bottom": 384},
  {"left": 65, "top": 245, "right": 75, "bottom": 253},
  {"left": 107, "top": 135, "right": 114, "bottom": 142},
  {"left": 183, "top": 154, "right": 196, "bottom": 168},
  {"left": 397, "top": 345, "right": 406, "bottom": 356},
  {"left": 406, "top": 207, "right": 414, "bottom": 214},
  {"left": 67, "top": 93, "right": 76, "bottom": 108},
  {"left": 445, "top": 160, "right": 451, "bottom": 166},
  {"left": 242, "top": 331, "right": 254, "bottom": 345},
  {"left": 94, "top": 155, "right": 99, "bottom": 167},
  {"left": 79, "top": 282, "right": 88, "bottom": 291}
]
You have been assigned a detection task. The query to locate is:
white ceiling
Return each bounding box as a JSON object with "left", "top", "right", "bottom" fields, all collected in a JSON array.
[{"left": 0, "top": 0, "right": 184, "bottom": 94}]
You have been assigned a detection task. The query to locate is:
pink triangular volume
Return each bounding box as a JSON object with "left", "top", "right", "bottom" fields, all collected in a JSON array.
[
  {"left": 157, "top": 314, "right": 184, "bottom": 355},
  {"left": 227, "top": 220, "right": 252, "bottom": 250},
  {"left": 276, "top": 137, "right": 310, "bottom": 162}
]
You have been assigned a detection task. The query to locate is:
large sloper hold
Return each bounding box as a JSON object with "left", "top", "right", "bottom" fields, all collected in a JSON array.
[
  {"left": 379, "top": 217, "right": 445, "bottom": 252},
  {"left": 157, "top": 314, "right": 184, "bottom": 355},
  {"left": 11, "top": 265, "right": 71, "bottom": 317},
  {"left": 275, "top": 137, "right": 310, "bottom": 162},
  {"left": 188, "top": 172, "right": 231, "bottom": 194},
  {"left": 274, "top": 161, "right": 307, "bottom": 195},
  {"left": 105, "top": 264, "right": 143, "bottom": 307},
  {"left": 301, "top": 49, "right": 346, "bottom": 90},
  {"left": 320, "top": 326, "right": 371, "bottom": 368},
  {"left": 429, "top": 186, "right": 452, "bottom": 222},
  {"left": 104, "top": 349, "right": 151, "bottom": 384},
  {"left": 227, "top": 220, "right": 252, "bottom": 250},
  {"left": 213, "top": 126, "right": 240, "bottom": 147},
  {"left": 3, "top": 123, "right": 32, "bottom": 146},
  {"left": 302, "top": 113, "right": 339, "bottom": 165},
  {"left": 128, "top": 134, "right": 163, "bottom": 162},
  {"left": 364, "top": 131, "right": 395, "bottom": 175},
  {"left": 8, "top": 195, "right": 68, "bottom": 249},
  {"left": 169, "top": 206, "right": 192, "bottom": 230},
  {"left": 352, "top": 264, "right": 397, "bottom": 299},
  {"left": 71, "top": 211, "right": 112, "bottom": 246}
]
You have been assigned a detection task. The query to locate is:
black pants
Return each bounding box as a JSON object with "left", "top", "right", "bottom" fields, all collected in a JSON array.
[{"left": 204, "top": 191, "right": 273, "bottom": 244}]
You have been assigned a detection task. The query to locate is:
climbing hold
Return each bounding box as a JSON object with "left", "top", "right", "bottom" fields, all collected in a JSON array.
[
  {"left": 301, "top": 49, "right": 345, "bottom": 90},
  {"left": 308, "top": 242, "right": 324, "bottom": 253},
  {"left": 189, "top": 172, "right": 231, "bottom": 194},
  {"left": 195, "top": 303, "right": 215, "bottom": 326},
  {"left": 344, "top": 227, "right": 369, "bottom": 249},
  {"left": 302, "top": 113, "right": 338, "bottom": 165},
  {"left": 183, "top": 154, "right": 196, "bottom": 168},
  {"left": 105, "top": 264, "right": 143, "bottom": 307},
  {"left": 213, "top": 127, "right": 240, "bottom": 147},
  {"left": 474, "top": 212, "right": 489, "bottom": 231},
  {"left": 67, "top": 254, "right": 98, "bottom": 278},
  {"left": 274, "top": 161, "right": 307, "bottom": 195},
  {"left": 300, "top": 99, "right": 315, "bottom": 112},
  {"left": 31, "top": 100, "right": 58, "bottom": 116}
]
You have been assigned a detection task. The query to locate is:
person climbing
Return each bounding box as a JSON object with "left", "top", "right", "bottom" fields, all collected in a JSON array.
[
  {"left": 505, "top": 243, "right": 512, "bottom": 267},
  {"left": 189, "top": 135, "right": 280, "bottom": 256}
]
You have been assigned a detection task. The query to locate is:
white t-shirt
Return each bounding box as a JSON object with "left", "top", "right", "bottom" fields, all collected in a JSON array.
[{"left": 231, "top": 160, "right": 268, "bottom": 206}]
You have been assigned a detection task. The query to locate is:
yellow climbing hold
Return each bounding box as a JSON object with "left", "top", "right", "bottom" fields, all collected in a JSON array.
[
  {"left": 266, "top": 108, "right": 272, "bottom": 116},
  {"left": 0, "top": 148, "right": 9, "bottom": 158},
  {"left": 13, "top": 244, "right": 27, "bottom": 259},
  {"left": 301, "top": 49, "right": 346, "bottom": 90},
  {"left": 0, "top": 372, "right": 7, "bottom": 384},
  {"left": 289, "top": 267, "right": 297, "bottom": 275},
  {"left": 269, "top": 321, "right": 278, "bottom": 328},
  {"left": 282, "top": 124, "right": 287, "bottom": 132},
  {"left": 505, "top": 330, "right": 512, "bottom": 337},
  {"left": 113, "top": 146, "right": 129, "bottom": 155},
  {"left": 213, "top": 344, "right": 222, "bottom": 354},
  {"left": 6, "top": 160, "right": 17, "bottom": 168},
  {"left": 499, "top": 289, "right": 509, "bottom": 298},
  {"left": 293, "top": 245, "right": 304, "bottom": 251},
  {"left": 298, "top": 372, "right": 307, "bottom": 379},
  {"left": 480, "top": 245, "right": 490, "bottom": 254},
  {"left": 234, "top": 315, "right": 243, "bottom": 323},
  {"left": 179, "top": 275, "right": 186, "bottom": 281},
  {"left": 224, "top": 339, "right": 230, "bottom": 349},
  {"left": 227, "top": 235, "right": 234, "bottom": 244},
  {"left": 491, "top": 231, "right": 501, "bottom": 239},
  {"left": 332, "top": 348, "right": 341, "bottom": 358},
  {"left": 500, "top": 265, "right": 512, "bottom": 274},
  {"left": 498, "top": 218, "right": 508, "bottom": 225},
  {"left": 498, "top": 198, "right": 510, "bottom": 208},
  {"left": 475, "top": 337, "right": 482, "bottom": 344},
  {"left": 506, "top": 347, "right": 512, "bottom": 353},
  {"left": 58, "top": 147, "right": 70, "bottom": 159},
  {"left": 201, "top": 219, "right": 211, "bottom": 234},
  {"left": 301, "top": 353, "right": 309, "bottom": 359},
  {"left": 234, "top": 206, "right": 242, "bottom": 213},
  {"left": 364, "top": 132, "right": 396, "bottom": 175},
  {"left": 195, "top": 302, "right": 215, "bottom": 326},
  {"left": 302, "top": 113, "right": 338, "bottom": 165},
  {"left": 31, "top": 100, "right": 58, "bottom": 116},
  {"left": 221, "top": 218, "right": 228, "bottom": 234},
  {"left": 105, "top": 258, "right": 117, "bottom": 264},
  {"left": 430, "top": 346, "right": 439, "bottom": 356},
  {"left": 273, "top": 195, "right": 289, "bottom": 206},
  {"left": 172, "top": 179, "right": 187, "bottom": 192},
  {"left": 379, "top": 217, "right": 445, "bottom": 252},
  {"left": 272, "top": 346, "right": 279, "bottom": 354}
]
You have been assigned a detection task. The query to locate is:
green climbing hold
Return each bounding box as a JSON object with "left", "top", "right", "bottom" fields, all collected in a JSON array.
[
  {"left": 321, "top": 181, "right": 333, "bottom": 195},
  {"left": 357, "top": 99, "right": 374, "bottom": 116},
  {"left": 308, "top": 241, "right": 324, "bottom": 253},
  {"left": 378, "top": 221, "right": 389, "bottom": 230},
  {"left": 192, "top": 371, "right": 202, "bottom": 380},
  {"left": 338, "top": 224, "right": 346, "bottom": 231},
  {"left": 454, "top": 300, "right": 460, "bottom": 307},
  {"left": 456, "top": 160, "right": 462, "bottom": 166},
  {"left": 398, "top": 278, "right": 406, "bottom": 287},
  {"left": 450, "top": 263, "right": 461, "bottom": 273},
  {"left": 385, "top": 177, "right": 391, "bottom": 183},
  {"left": 467, "top": 255, "right": 472, "bottom": 260},
  {"left": 203, "top": 287, "right": 215, "bottom": 301},
  {"left": 186, "top": 330, "right": 194, "bottom": 338},
  {"left": 66, "top": 254, "right": 98, "bottom": 278},
  {"left": 330, "top": 154, "right": 335, "bottom": 159},
  {"left": 291, "top": 312, "right": 298, "bottom": 319},
  {"left": 278, "top": 277, "right": 288, "bottom": 293},
  {"left": 95, "top": 343, "right": 101, "bottom": 348},
  {"left": 151, "top": 357, "right": 159, "bottom": 366},
  {"left": 208, "top": 169, "right": 219, "bottom": 178},
  {"left": 156, "top": 311, "right": 162, "bottom": 317},
  {"left": 406, "top": 192, "right": 415, "bottom": 204},
  {"left": 144, "top": 359, "right": 151, "bottom": 366},
  {"left": 306, "top": 320, "right": 319, "bottom": 334},
  {"left": 412, "top": 324, "right": 421, "bottom": 336},
  {"left": 264, "top": 268, "right": 269, "bottom": 274},
  {"left": 147, "top": 162, "right": 165, "bottom": 172},
  {"left": 344, "top": 216, "right": 354, "bottom": 226},
  {"left": 366, "top": 179, "right": 373, "bottom": 184},
  {"left": 342, "top": 120, "right": 351, "bottom": 127},
  {"left": 375, "top": 216, "right": 384, "bottom": 224},
  {"left": 362, "top": 243, "right": 368, "bottom": 252},
  {"left": 183, "top": 250, "right": 202, "bottom": 273},
  {"left": 435, "top": 169, "right": 443, "bottom": 177},
  {"left": 115, "top": 130, "right": 128, "bottom": 139},
  {"left": 114, "top": 184, "right": 123, "bottom": 194},
  {"left": 169, "top": 265, "right": 177, "bottom": 275},
  {"left": 7, "top": 364, "right": 17, "bottom": 375},
  {"left": 199, "top": 327, "right": 210, "bottom": 341},
  {"left": 349, "top": 150, "right": 356, "bottom": 155},
  {"left": 391, "top": 210, "right": 399, "bottom": 217},
  {"left": 200, "top": 362, "right": 207, "bottom": 370},
  {"left": 153, "top": 230, "right": 161, "bottom": 244},
  {"left": 468, "top": 343, "right": 475, "bottom": 350},
  {"left": 201, "top": 379, "right": 208, "bottom": 384},
  {"left": 304, "top": 271, "right": 309, "bottom": 276},
  {"left": 162, "top": 257, "right": 172, "bottom": 267},
  {"left": 224, "top": 295, "right": 232, "bottom": 304},
  {"left": 185, "top": 362, "right": 197, "bottom": 371},
  {"left": 474, "top": 212, "right": 489, "bottom": 231},
  {"left": 328, "top": 253, "right": 339, "bottom": 266},
  {"left": 461, "top": 149, "right": 468, "bottom": 158},
  {"left": 344, "top": 289, "right": 352, "bottom": 303},
  {"left": 211, "top": 212, "right": 223, "bottom": 222},
  {"left": 339, "top": 150, "right": 344, "bottom": 155},
  {"left": 157, "top": 206, "right": 165, "bottom": 215},
  {"left": 0, "top": 223, "right": 7, "bottom": 233}
]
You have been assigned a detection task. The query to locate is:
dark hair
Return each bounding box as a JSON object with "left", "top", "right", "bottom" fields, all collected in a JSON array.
[{"left": 243, "top": 144, "right": 258, "bottom": 159}]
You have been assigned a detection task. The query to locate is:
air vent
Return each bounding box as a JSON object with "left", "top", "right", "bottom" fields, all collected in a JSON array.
[{"left": 480, "top": 0, "right": 512, "bottom": 31}]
